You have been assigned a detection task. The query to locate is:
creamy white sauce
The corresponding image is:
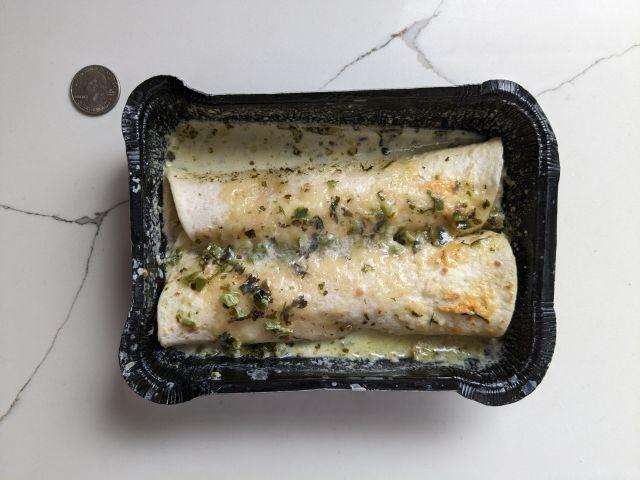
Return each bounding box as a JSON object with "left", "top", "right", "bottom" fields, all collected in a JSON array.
[
  {"left": 165, "top": 121, "right": 501, "bottom": 366},
  {"left": 166, "top": 121, "right": 484, "bottom": 174},
  {"left": 179, "top": 330, "right": 500, "bottom": 367}
]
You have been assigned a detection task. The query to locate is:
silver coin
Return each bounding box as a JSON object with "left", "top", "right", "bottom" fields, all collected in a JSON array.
[{"left": 70, "top": 65, "right": 120, "bottom": 115}]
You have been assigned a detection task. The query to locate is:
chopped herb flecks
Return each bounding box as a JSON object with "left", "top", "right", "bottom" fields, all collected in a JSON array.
[
  {"left": 428, "top": 192, "right": 444, "bottom": 211},
  {"left": 202, "top": 243, "right": 244, "bottom": 273},
  {"left": 292, "top": 206, "right": 309, "bottom": 219},
  {"left": 201, "top": 243, "right": 224, "bottom": 263},
  {"left": 165, "top": 249, "right": 183, "bottom": 266},
  {"left": 265, "top": 320, "right": 293, "bottom": 338},
  {"left": 310, "top": 216, "right": 324, "bottom": 231},
  {"left": 220, "top": 292, "right": 239, "bottom": 308},
  {"left": 329, "top": 196, "right": 340, "bottom": 223},
  {"left": 361, "top": 264, "right": 374, "bottom": 273},
  {"left": 428, "top": 225, "right": 452, "bottom": 246},
  {"left": 241, "top": 275, "right": 273, "bottom": 310},
  {"left": 452, "top": 210, "right": 470, "bottom": 230},
  {"left": 280, "top": 295, "right": 308, "bottom": 324},
  {"left": 347, "top": 221, "right": 363, "bottom": 235},
  {"left": 219, "top": 332, "right": 241, "bottom": 352},
  {"left": 292, "top": 262, "right": 307, "bottom": 278},
  {"left": 240, "top": 275, "right": 259, "bottom": 294},
  {"left": 232, "top": 305, "right": 250, "bottom": 319},
  {"left": 176, "top": 311, "right": 196, "bottom": 328},
  {"left": 182, "top": 271, "right": 208, "bottom": 291},
  {"left": 291, "top": 295, "right": 308, "bottom": 309},
  {"left": 393, "top": 228, "right": 425, "bottom": 253}
]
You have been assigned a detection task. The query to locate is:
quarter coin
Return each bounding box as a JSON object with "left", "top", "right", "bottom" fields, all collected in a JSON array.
[{"left": 70, "top": 65, "right": 120, "bottom": 115}]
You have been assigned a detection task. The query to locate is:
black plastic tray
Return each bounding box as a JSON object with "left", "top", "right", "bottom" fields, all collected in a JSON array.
[{"left": 119, "top": 76, "right": 559, "bottom": 406}]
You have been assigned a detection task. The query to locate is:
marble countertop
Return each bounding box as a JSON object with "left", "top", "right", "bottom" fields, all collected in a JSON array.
[{"left": 1, "top": 0, "right": 639, "bottom": 477}]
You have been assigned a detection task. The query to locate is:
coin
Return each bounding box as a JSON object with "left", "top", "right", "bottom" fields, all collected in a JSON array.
[{"left": 70, "top": 65, "right": 120, "bottom": 115}]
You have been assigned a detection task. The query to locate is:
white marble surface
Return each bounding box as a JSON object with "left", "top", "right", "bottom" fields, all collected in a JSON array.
[{"left": 1, "top": 0, "right": 639, "bottom": 477}]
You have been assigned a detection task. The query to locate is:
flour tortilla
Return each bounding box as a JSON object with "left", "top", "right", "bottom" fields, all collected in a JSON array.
[
  {"left": 157, "top": 230, "right": 516, "bottom": 347},
  {"left": 165, "top": 138, "right": 504, "bottom": 246}
]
